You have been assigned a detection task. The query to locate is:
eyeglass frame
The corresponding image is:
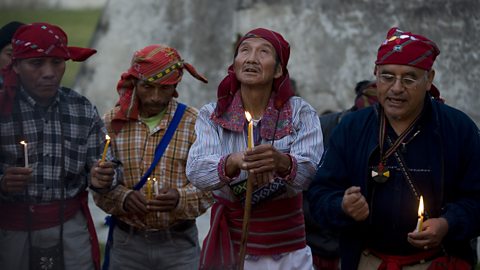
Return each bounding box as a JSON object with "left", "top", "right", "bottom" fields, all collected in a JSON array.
[{"left": 376, "top": 72, "right": 429, "bottom": 89}]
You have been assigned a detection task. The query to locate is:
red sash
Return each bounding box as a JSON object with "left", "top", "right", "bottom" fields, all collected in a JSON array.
[
  {"left": 200, "top": 193, "right": 306, "bottom": 269},
  {"left": 0, "top": 191, "right": 101, "bottom": 270},
  {"left": 370, "top": 248, "right": 440, "bottom": 270}
]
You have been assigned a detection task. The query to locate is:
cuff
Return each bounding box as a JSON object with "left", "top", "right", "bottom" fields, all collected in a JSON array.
[{"left": 218, "top": 154, "right": 240, "bottom": 184}]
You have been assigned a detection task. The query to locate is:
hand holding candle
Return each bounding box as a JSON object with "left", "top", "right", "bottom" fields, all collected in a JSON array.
[
  {"left": 20, "top": 141, "right": 28, "bottom": 167},
  {"left": 415, "top": 196, "right": 424, "bottom": 232},
  {"left": 101, "top": 135, "right": 111, "bottom": 162},
  {"left": 244, "top": 111, "right": 254, "bottom": 150}
]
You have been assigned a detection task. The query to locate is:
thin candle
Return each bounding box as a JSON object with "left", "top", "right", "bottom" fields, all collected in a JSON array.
[
  {"left": 153, "top": 178, "right": 159, "bottom": 197},
  {"left": 244, "top": 111, "right": 254, "bottom": 150},
  {"left": 415, "top": 196, "right": 424, "bottom": 232},
  {"left": 146, "top": 177, "right": 152, "bottom": 200},
  {"left": 20, "top": 140, "right": 28, "bottom": 167},
  {"left": 101, "top": 135, "right": 111, "bottom": 162}
]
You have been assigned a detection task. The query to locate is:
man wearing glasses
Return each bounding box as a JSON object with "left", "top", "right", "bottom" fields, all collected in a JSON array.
[{"left": 308, "top": 27, "right": 480, "bottom": 269}]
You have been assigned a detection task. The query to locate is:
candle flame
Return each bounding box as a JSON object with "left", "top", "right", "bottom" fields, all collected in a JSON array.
[
  {"left": 20, "top": 140, "right": 27, "bottom": 145},
  {"left": 105, "top": 134, "right": 110, "bottom": 140},
  {"left": 418, "top": 196, "right": 424, "bottom": 217},
  {"left": 245, "top": 111, "right": 252, "bottom": 122}
]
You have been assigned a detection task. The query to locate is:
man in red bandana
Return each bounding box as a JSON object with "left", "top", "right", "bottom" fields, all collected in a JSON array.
[
  {"left": 0, "top": 22, "right": 118, "bottom": 270},
  {"left": 308, "top": 27, "right": 480, "bottom": 269},
  {"left": 94, "top": 44, "right": 212, "bottom": 270},
  {"left": 186, "top": 28, "right": 323, "bottom": 269}
]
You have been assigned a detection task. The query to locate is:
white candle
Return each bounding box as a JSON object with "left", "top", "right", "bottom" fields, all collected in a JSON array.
[
  {"left": 244, "top": 111, "right": 254, "bottom": 150},
  {"left": 153, "top": 178, "right": 159, "bottom": 196},
  {"left": 415, "top": 196, "right": 424, "bottom": 232},
  {"left": 20, "top": 141, "right": 28, "bottom": 167}
]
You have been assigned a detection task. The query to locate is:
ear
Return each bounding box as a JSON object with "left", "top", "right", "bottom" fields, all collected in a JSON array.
[
  {"left": 12, "top": 60, "right": 20, "bottom": 74},
  {"left": 273, "top": 64, "right": 283, "bottom": 79},
  {"left": 426, "top": 69, "right": 435, "bottom": 91}
]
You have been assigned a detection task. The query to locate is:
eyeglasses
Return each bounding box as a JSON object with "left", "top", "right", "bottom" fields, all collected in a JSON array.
[{"left": 377, "top": 73, "right": 426, "bottom": 89}]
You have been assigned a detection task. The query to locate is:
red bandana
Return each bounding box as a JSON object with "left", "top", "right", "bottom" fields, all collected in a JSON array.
[
  {"left": 111, "top": 44, "right": 207, "bottom": 133},
  {"left": 214, "top": 28, "right": 294, "bottom": 117},
  {"left": 0, "top": 22, "right": 96, "bottom": 115},
  {"left": 376, "top": 27, "right": 443, "bottom": 102}
]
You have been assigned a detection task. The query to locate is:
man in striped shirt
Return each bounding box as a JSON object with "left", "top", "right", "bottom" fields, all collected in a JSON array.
[
  {"left": 0, "top": 22, "right": 118, "bottom": 270},
  {"left": 186, "top": 28, "right": 323, "bottom": 270},
  {"left": 94, "top": 44, "right": 213, "bottom": 270}
]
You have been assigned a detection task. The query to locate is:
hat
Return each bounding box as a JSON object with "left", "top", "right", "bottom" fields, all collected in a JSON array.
[{"left": 376, "top": 27, "right": 440, "bottom": 71}]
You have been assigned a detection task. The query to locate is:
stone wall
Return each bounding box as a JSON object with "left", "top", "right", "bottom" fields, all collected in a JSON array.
[{"left": 75, "top": 0, "right": 480, "bottom": 125}]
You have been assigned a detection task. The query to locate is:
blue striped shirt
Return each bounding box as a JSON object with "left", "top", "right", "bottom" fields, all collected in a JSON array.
[{"left": 186, "top": 96, "right": 324, "bottom": 201}]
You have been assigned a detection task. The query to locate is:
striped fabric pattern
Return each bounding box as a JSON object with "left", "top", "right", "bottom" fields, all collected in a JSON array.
[
  {"left": 186, "top": 96, "right": 323, "bottom": 200},
  {"left": 94, "top": 99, "right": 212, "bottom": 229},
  {"left": 0, "top": 87, "right": 111, "bottom": 202}
]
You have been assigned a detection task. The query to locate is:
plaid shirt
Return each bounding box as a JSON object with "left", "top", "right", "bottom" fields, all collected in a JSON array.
[
  {"left": 94, "top": 99, "right": 212, "bottom": 229},
  {"left": 0, "top": 87, "right": 113, "bottom": 203}
]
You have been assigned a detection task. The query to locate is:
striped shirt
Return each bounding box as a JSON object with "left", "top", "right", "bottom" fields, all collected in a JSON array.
[
  {"left": 0, "top": 87, "right": 113, "bottom": 203},
  {"left": 94, "top": 99, "right": 212, "bottom": 229},
  {"left": 186, "top": 96, "right": 323, "bottom": 201}
]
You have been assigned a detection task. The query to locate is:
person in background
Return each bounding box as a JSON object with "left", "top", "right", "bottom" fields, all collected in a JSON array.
[
  {"left": 308, "top": 27, "right": 480, "bottom": 269},
  {"left": 304, "top": 80, "right": 378, "bottom": 270},
  {"left": 0, "top": 21, "right": 24, "bottom": 88},
  {"left": 186, "top": 28, "right": 323, "bottom": 269},
  {"left": 0, "top": 22, "right": 117, "bottom": 270},
  {"left": 94, "top": 44, "right": 212, "bottom": 270}
]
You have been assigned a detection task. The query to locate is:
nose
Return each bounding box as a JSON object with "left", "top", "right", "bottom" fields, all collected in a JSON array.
[
  {"left": 390, "top": 76, "right": 404, "bottom": 93},
  {"left": 245, "top": 50, "right": 259, "bottom": 63},
  {"left": 41, "top": 62, "right": 56, "bottom": 79}
]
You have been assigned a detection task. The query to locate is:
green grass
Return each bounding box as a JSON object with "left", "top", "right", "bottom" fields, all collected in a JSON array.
[{"left": 0, "top": 8, "right": 101, "bottom": 87}]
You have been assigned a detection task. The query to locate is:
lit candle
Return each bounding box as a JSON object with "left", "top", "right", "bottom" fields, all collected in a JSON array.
[
  {"left": 244, "top": 111, "right": 254, "bottom": 150},
  {"left": 146, "top": 177, "right": 153, "bottom": 200},
  {"left": 101, "top": 135, "right": 111, "bottom": 162},
  {"left": 153, "top": 178, "right": 159, "bottom": 197},
  {"left": 20, "top": 140, "right": 28, "bottom": 167},
  {"left": 415, "top": 196, "right": 424, "bottom": 232}
]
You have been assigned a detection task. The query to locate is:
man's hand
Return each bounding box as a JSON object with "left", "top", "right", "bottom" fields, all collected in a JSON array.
[
  {"left": 342, "top": 186, "right": 369, "bottom": 221},
  {"left": 0, "top": 167, "right": 33, "bottom": 193},
  {"left": 242, "top": 144, "right": 290, "bottom": 187},
  {"left": 124, "top": 190, "right": 148, "bottom": 215},
  {"left": 90, "top": 160, "right": 115, "bottom": 189},
  {"left": 407, "top": 217, "right": 449, "bottom": 250},
  {"left": 147, "top": 188, "right": 180, "bottom": 212}
]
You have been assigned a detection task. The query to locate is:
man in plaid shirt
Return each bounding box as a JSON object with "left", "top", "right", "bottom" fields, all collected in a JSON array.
[
  {"left": 0, "top": 23, "right": 118, "bottom": 270},
  {"left": 94, "top": 44, "right": 212, "bottom": 270}
]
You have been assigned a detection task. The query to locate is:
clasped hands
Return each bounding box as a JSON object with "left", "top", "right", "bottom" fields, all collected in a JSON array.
[{"left": 226, "top": 144, "right": 291, "bottom": 187}]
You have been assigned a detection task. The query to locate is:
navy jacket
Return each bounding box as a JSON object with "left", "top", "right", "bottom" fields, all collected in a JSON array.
[{"left": 308, "top": 97, "right": 480, "bottom": 269}]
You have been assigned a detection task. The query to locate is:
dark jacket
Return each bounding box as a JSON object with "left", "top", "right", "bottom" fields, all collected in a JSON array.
[{"left": 308, "top": 97, "right": 480, "bottom": 269}]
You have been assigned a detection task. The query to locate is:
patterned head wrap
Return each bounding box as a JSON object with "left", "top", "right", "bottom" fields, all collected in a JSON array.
[
  {"left": 376, "top": 27, "right": 443, "bottom": 102},
  {"left": 376, "top": 27, "right": 440, "bottom": 70},
  {"left": 214, "top": 28, "right": 294, "bottom": 117},
  {"left": 111, "top": 44, "right": 207, "bottom": 132},
  {"left": 0, "top": 22, "right": 96, "bottom": 115}
]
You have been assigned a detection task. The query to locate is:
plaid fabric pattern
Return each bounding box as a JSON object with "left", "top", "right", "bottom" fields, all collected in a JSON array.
[
  {"left": 0, "top": 87, "right": 111, "bottom": 202},
  {"left": 95, "top": 99, "right": 212, "bottom": 229}
]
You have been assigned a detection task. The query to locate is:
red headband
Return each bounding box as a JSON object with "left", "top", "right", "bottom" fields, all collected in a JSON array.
[
  {"left": 214, "top": 28, "right": 294, "bottom": 117},
  {"left": 0, "top": 22, "right": 96, "bottom": 115},
  {"left": 111, "top": 44, "right": 207, "bottom": 133},
  {"left": 376, "top": 27, "right": 440, "bottom": 70}
]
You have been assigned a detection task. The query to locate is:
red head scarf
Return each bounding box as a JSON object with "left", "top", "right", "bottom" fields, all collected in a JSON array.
[
  {"left": 375, "top": 27, "right": 443, "bottom": 102},
  {"left": 0, "top": 22, "right": 97, "bottom": 115},
  {"left": 111, "top": 44, "right": 207, "bottom": 133},
  {"left": 214, "top": 28, "right": 294, "bottom": 117}
]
